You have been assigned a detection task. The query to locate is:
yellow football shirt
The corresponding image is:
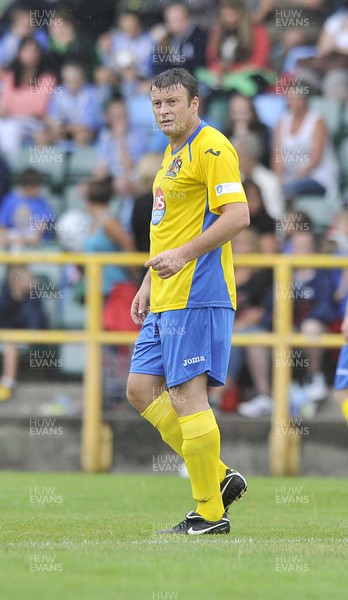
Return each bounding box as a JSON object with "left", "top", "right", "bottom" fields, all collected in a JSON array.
[{"left": 149, "top": 121, "right": 248, "bottom": 312}]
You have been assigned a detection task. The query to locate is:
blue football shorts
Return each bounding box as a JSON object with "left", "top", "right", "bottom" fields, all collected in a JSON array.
[
  {"left": 334, "top": 344, "right": 348, "bottom": 390},
  {"left": 130, "top": 307, "right": 235, "bottom": 388}
]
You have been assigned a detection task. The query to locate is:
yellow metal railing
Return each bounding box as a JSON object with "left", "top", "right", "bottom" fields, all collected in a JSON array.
[{"left": 0, "top": 252, "right": 347, "bottom": 475}]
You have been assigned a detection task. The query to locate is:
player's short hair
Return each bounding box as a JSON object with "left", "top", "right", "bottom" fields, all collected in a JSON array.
[{"left": 150, "top": 68, "right": 198, "bottom": 104}]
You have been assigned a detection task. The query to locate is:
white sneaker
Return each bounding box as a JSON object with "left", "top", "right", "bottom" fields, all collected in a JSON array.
[
  {"left": 237, "top": 394, "right": 273, "bottom": 418},
  {"left": 303, "top": 372, "right": 328, "bottom": 403}
]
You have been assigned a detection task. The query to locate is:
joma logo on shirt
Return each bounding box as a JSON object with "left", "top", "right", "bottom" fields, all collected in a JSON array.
[{"left": 183, "top": 355, "right": 206, "bottom": 367}]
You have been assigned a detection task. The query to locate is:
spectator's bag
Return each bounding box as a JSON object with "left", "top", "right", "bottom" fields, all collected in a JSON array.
[{"left": 102, "top": 282, "right": 140, "bottom": 332}]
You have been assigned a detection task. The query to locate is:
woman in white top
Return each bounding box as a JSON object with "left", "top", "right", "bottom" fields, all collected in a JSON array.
[{"left": 271, "top": 92, "right": 338, "bottom": 200}]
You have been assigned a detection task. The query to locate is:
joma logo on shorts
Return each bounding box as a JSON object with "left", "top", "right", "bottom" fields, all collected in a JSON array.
[{"left": 183, "top": 356, "right": 206, "bottom": 367}]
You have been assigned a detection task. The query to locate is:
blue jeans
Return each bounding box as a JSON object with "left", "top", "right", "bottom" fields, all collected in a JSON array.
[{"left": 283, "top": 178, "right": 326, "bottom": 199}]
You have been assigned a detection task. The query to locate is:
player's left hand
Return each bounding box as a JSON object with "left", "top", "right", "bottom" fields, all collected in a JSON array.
[{"left": 145, "top": 249, "right": 187, "bottom": 279}]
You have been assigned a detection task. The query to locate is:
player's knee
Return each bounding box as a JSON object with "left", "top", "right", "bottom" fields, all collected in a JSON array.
[{"left": 126, "top": 377, "right": 145, "bottom": 413}]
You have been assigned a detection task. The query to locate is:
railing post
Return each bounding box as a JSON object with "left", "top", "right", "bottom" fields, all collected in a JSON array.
[
  {"left": 81, "top": 261, "right": 112, "bottom": 472},
  {"left": 269, "top": 259, "right": 301, "bottom": 475}
]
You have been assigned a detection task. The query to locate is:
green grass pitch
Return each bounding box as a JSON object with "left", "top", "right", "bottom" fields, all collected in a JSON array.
[{"left": 1, "top": 472, "right": 347, "bottom": 600}]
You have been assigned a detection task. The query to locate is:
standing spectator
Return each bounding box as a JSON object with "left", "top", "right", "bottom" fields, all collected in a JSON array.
[
  {"left": 151, "top": 2, "right": 207, "bottom": 76},
  {"left": 41, "top": 60, "right": 103, "bottom": 147},
  {"left": 0, "top": 36, "right": 55, "bottom": 164},
  {"left": 271, "top": 91, "right": 339, "bottom": 202}
]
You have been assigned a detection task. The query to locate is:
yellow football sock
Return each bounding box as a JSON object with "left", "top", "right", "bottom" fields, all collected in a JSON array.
[
  {"left": 141, "top": 392, "right": 229, "bottom": 481},
  {"left": 141, "top": 392, "right": 184, "bottom": 456},
  {"left": 341, "top": 399, "right": 348, "bottom": 423},
  {"left": 178, "top": 409, "right": 224, "bottom": 522}
]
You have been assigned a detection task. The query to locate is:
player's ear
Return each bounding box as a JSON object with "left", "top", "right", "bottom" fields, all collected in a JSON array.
[{"left": 191, "top": 95, "right": 199, "bottom": 113}]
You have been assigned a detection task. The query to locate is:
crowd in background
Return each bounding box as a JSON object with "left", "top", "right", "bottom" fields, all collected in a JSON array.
[{"left": 0, "top": 0, "right": 347, "bottom": 415}]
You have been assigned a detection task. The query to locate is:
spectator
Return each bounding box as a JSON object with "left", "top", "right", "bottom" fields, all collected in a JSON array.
[
  {"left": 210, "top": 228, "right": 273, "bottom": 415},
  {"left": 0, "top": 153, "right": 11, "bottom": 206},
  {"left": 0, "top": 36, "right": 55, "bottom": 165},
  {"left": 243, "top": 179, "right": 277, "bottom": 253},
  {"left": 196, "top": 0, "right": 274, "bottom": 97},
  {"left": 0, "top": 168, "right": 55, "bottom": 250},
  {"left": 0, "top": 265, "right": 49, "bottom": 402},
  {"left": 83, "top": 178, "right": 135, "bottom": 298},
  {"left": 151, "top": 2, "right": 207, "bottom": 76},
  {"left": 296, "top": 1, "right": 348, "bottom": 99},
  {"left": 46, "top": 7, "right": 97, "bottom": 78},
  {"left": 224, "top": 93, "right": 271, "bottom": 166},
  {"left": 233, "top": 132, "right": 285, "bottom": 219},
  {"left": 122, "top": 77, "right": 168, "bottom": 153},
  {"left": 131, "top": 152, "right": 163, "bottom": 279},
  {"left": 0, "top": 5, "right": 48, "bottom": 67},
  {"left": 97, "top": 10, "right": 153, "bottom": 79},
  {"left": 41, "top": 60, "right": 103, "bottom": 147},
  {"left": 262, "top": 229, "right": 339, "bottom": 411},
  {"left": 94, "top": 94, "right": 138, "bottom": 182},
  {"left": 271, "top": 91, "right": 339, "bottom": 203}
]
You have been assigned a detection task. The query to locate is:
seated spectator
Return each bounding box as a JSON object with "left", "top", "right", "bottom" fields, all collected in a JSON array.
[
  {"left": 243, "top": 179, "right": 277, "bottom": 253},
  {"left": 40, "top": 60, "right": 103, "bottom": 147},
  {"left": 94, "top": 95, "right": 134, "bottom": 179},
  {"left": 0, "top": 5, "right": 48, "bottom": 67},
  {"left": 0, "top": 265, "right": 49, "bottom": 401},
  {"left": 131, "top": 152, "right": 163, "bottom": 255},
  {"left": 209, "top": 228, "right": 273, "bottom": 414},
  {"left": 46, "top": 7, "right": 97, "bottom": 79},
  {"left": 326, "top": 209, "right": 348, "bottom": 318},
  {"left": 0, "top": 153, "right": 11, "bottom": 206},
  {"left": 271, "top": 91, "right": 338, "bottom": 203},
  {"left": 121, "top": 77, "right": 168, "bottom": 153},
  {"left": 83, "top": 178, "right": 135, "bottom": 298},
  {"left": 196, "top": 0, "right": 274, "bottom": 97},
  {"left": 261, "top": 229, "right": 339, "bottom": 414},
  {"left": 296, "top": 2, "right": 348, "bottom": 99},
  {"left": 151, "top": 2, "right": 207, "bottom": 76},
  {"left": 224, "top": 93, "right": 271, "bottom": 166},
  {"left": 233, "top": 132, "right": 285, "bottom": 219},
  {"left": 97, "top": 10, "right": 153, "bottom": 79},
  {"left": 0, "top": 168, "right": 55, "bottom": 250},
  {"left": 0, "top": 36, "right": 55, "bottom": 165}
]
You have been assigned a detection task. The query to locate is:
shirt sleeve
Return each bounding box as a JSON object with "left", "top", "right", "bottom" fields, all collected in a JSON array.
[{"left": 198, "top": 136, "right": 248, "bottom": 214}]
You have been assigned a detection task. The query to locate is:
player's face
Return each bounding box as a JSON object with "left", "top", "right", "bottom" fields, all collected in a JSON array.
[{"left": 150, "top": 84, "right": 199, "bottom": 139}]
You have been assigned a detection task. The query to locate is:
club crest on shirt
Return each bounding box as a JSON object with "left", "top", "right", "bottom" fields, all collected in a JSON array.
[{"left": 165, "top": 155, "right": 183, "bottom": 178}]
